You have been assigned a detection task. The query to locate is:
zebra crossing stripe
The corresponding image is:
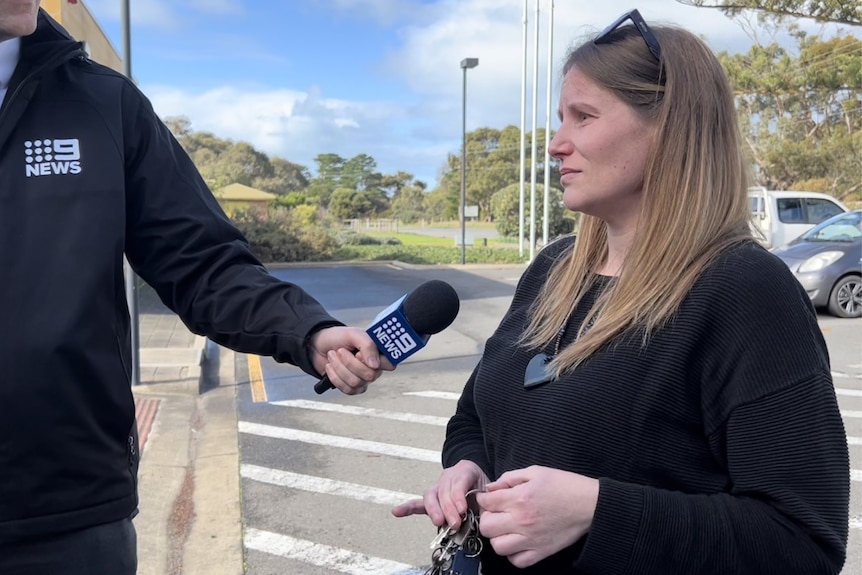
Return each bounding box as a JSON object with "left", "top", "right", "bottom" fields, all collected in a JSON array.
[
  {"left": 852, "top": 469, "right": 862, "bottom": 483},
  {"left": 851, "top": 517, "right": 862, "bottom": 530},
  {"left": 842, "top": 410, "right": 862, "bottom": 418},
  {"left": 835, "top": 387, "right": 862, "bottom": 397},
  {"left": 403, "top": 391, "right": 460, "bottom": 401},
  {"left": 270, "top": 399, "right": 449, "bottom": 426},
  {"left": 241, "top": 464, "right": 419, "bottom": 506},
  {"left": 848, "top": 436, "right": 862, "bottom": 446},
  {"left": 238, "top": 421, "right": 440, "bottom": 462},
  {"left": 244, "top": 528, "right": 426, "bottom": 575}
]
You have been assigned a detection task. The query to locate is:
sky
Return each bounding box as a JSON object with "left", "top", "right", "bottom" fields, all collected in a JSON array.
[{"left": 78, "top": 0, "right": 858, "bottom": 188}]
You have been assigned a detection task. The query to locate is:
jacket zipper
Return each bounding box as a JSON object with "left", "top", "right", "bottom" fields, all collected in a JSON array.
[{"left": 0, "top": 45, "right": 84, "bottom": 127}]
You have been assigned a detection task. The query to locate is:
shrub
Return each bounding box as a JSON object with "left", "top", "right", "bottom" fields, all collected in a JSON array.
[
  {"left": 333, "top": 231, "right": 403, "bottom": 246},
  {"left": 232, "top": 207, "right": 339, "bottom": 262},
  {"left": 336, "top": 245, "right": 526, "bottom": 265},
  {"left": 491, "top": 183, "right": 576, "bottom": 239}
]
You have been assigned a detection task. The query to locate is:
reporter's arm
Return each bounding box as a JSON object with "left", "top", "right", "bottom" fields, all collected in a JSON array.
[{"left": 119, "top": 81, "right": 348, "bottom": 377}]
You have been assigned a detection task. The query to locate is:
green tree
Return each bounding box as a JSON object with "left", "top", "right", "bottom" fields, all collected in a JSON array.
[
  {"left": 306, "top": 153, "right": 346, "bottom": 206},
  {"left": 491, "top": 183, "right": 575, "bottom": 239},
  {"left": 162, "top": 115, "right": 312, "bottom": 198},
  {"left": 389, "top": 181, "right": 428, "bottom": 223},
  {"left": 719, "top": 32, "right": 862, "bottom": 201},
  {"left": 676, "top": 0, "right": 861, "bottom": 25},
  {"left": 380, "top": 171, "right": 418, "bottom": 198},
  {"left": 422, "top": 187, "right": 452, "bottom": 222},
  {"left": 341, "top": 153, "right": 383, "bottom": 192},
  {"left": 435, "top": 125, "right": 559, "bottom": 221},
  {"left": 328, "top": 187, "right": 386, "bottom": 220}
]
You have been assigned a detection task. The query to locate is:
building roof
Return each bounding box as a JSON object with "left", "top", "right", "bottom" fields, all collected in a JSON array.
[{"left": 215, "top": 183, "right": 277, "bottom": 201}]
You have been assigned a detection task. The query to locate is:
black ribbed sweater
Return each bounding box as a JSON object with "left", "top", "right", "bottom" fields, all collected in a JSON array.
[{"left": 442, "top": 237, "right": 849, "bottom": 574}]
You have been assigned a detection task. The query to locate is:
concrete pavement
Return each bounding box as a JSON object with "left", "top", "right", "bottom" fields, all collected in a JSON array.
[{"left": 132, "top": 286, "right": 244, "bottom": 575}]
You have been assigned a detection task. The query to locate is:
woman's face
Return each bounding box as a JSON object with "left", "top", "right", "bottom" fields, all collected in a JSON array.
[{"left": 549, "top": 65, "right": 656, "bottom": 227}]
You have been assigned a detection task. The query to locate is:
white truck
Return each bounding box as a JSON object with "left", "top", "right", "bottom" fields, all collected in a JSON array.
[{"left": 748, "top": 187, "right": 848, "bottom": 249}]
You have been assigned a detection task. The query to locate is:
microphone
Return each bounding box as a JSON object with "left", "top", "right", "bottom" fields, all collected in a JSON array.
[{"left": 314, "top": 279, "right": 460, "bottom": 394}]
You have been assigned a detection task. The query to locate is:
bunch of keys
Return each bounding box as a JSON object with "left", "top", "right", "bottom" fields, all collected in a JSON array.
[{"left": 424, "top": 489, "right": 484, "bottom": 575}]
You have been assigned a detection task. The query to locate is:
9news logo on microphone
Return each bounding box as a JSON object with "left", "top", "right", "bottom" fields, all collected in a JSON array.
[{"left": 366, "top": 295, "right": 427, "bottom": 364}]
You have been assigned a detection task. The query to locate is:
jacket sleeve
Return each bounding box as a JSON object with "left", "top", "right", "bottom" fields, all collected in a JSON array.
[
  {"left": 119, "top": 80, "right": 341, "bottom": 376},
  {"left": 574, "top": 249, "right": 849, "bottom": 575}
]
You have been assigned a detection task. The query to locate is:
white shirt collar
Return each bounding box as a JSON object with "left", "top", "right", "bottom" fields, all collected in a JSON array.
[{"left": 0, "top": 37, "right": 21, "bottom": 90}]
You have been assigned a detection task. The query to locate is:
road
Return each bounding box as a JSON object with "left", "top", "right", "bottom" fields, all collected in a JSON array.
[{"left": 235, "top": 263, "right": 861, "bottom": 574}]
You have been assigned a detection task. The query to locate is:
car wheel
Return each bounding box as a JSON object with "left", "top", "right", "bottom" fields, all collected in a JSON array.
[{"left": 828, "top": 275, "right": 862, "bottom": 318}]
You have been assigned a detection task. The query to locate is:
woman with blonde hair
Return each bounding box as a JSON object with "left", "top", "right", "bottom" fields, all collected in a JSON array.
[{"left": 393, "top": 9, "right": 849, "bottom": 574}]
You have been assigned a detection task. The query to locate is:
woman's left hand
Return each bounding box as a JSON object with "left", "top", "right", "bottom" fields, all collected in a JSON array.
[{"left": 474, "top": 466, "right": 599, "bottom": 569}]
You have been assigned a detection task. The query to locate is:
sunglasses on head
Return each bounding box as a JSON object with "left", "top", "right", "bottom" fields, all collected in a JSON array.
[{"left": 594, "top": 9, "right": 662, "bottom": 62}]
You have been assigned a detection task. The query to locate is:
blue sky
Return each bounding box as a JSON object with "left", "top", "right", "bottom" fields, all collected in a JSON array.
[{"left": 79, "top": 0, "right": 858, "bottom": 188}]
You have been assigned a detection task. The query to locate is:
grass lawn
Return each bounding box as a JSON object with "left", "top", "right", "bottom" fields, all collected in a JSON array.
[{"left": 363, "top": 230, "right": 510, "bottom": 248}]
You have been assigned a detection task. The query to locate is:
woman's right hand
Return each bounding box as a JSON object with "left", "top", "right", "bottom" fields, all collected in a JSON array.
[{"left": 390, "top": 459, "right": 489, "bottom": 530}]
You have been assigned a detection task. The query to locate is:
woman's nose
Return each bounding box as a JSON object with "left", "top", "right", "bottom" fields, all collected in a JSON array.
[{"left": 548, "top": 131, "right": 569, "bottom": 159}]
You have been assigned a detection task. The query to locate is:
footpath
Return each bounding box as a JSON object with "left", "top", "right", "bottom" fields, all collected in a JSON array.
[{"left": 131, "top": 284, "right": 244, "bottom": 575}]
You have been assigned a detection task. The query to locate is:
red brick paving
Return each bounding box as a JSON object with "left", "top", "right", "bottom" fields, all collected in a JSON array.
[{"left": 135, "top": 397, "right": 161, "bottom": 453}]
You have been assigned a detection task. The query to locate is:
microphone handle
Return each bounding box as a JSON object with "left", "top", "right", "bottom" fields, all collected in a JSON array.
[{"left": 314, "top": 374, "right": 335, "bottom": 395}]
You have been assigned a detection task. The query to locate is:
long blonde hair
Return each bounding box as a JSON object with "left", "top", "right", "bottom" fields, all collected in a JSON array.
[{"left": 523, "top": 24, "right": 752, "bottom": 374}]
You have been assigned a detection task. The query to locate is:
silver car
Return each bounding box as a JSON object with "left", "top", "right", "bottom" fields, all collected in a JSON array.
[{"left": 772, "top": 209, "right": 862, "bottom": 318}]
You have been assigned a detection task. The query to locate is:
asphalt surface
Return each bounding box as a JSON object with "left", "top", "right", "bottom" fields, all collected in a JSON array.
[{"left": 234, "top": 262, "right": 861, "bottom": 575}]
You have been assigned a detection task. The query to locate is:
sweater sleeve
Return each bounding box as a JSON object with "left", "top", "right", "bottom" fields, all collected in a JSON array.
[
  {"left": 119, "top": 80, "right": 341, "bottom": 376},
  {"left": 575, "top": 245, "right": 849, "bottom": 574},
  {"left": 441, "top": 362, "right": 492, "bottom": 475},
  {"left": 575, "top": 374, "right": 849, "bottom": 575}
]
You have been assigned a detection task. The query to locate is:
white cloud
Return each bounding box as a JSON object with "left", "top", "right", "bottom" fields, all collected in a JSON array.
[
  {"left": 144, "top": 84, "right": 447, "bottom": 183},
  {"left": 140, "top": 0, "right": 861, "bottom": 187}
]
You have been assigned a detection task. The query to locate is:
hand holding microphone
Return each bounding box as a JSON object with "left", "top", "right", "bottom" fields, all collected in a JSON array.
[{"left": 314, "top": 280, "right": 460, "bottom": 394}]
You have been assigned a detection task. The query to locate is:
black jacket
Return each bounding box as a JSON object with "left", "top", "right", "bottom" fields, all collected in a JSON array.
[{"left": 0, "top": 11, "right": 340, "bottom": 541}]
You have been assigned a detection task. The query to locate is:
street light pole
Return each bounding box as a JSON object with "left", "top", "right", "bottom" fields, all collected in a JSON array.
[
  {"left": 460, "top": 57, "right": 478, "bottom": 266},
  {"left": 121, "top": 0, "right": 140, "bottom": 386}
]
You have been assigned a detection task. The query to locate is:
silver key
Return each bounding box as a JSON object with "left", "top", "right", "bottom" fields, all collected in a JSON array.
[{"left": 426, "top": 492, "right": 484, "bottom": 575}]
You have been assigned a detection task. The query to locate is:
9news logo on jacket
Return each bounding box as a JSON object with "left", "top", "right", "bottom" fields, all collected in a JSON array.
[{"left": 24, "top": 138, "right": 82, "bottom": 177}]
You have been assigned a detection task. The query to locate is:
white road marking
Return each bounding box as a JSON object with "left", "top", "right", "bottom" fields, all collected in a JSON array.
[
  {"left": 241, "top": 464, "right": 419, "bottom": 506},
  {"left": 835, "top": 387, "right": 862, "bottom": 397},
  {"left": 245, "top": 528, "right": 426, "bottom": 575},
  {"left": 852, "top": 469, "right": 862, "bottom": 483},
  {"left": 238, "top": 421, "right": 440, "bottom": 462},
  {"left": 403, "top": 391, "right": 461, "bottom": 401},
  {"left": 842, "top": 410, "right": 862, "bottom": 419},
  {"left": 271, "top": 399, "right": 449, "bottom": 426},
  {"left": 851, "top": 517, "right": 862, "bottom": 530},
  {"left": 848, "top": 436, "right": 862, "bottom": 446}
]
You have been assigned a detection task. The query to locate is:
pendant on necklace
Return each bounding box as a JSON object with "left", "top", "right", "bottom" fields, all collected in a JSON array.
[{"left": 523, "top": 352, "right": 555, "bottom": 389}]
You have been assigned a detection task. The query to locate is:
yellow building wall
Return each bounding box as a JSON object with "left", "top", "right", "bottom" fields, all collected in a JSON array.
[
  {"left": 218, "top": 200, "right": 271, "bottom": 217},
  {"left": 42, "top": 0, "right": 123, "bottom": 73}
]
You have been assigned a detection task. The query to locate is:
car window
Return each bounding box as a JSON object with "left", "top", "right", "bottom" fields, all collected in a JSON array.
[
  {"left": 802, "top": 212, "right": 862, "bottom": 242},
  {"left": 805, "top": 198, "right": 844, "bottom": 224},
  {"left": 777, "top": 198, "right": 804, "bottom": 223},
  {"left": 749, "top": 197, "right": 763, "bottom": 214}
]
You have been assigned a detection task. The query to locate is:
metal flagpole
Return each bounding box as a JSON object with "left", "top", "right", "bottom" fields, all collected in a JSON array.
[
  {"left": 518, "top": 0, "right": 528, "bottom": 258},
  {"left": 121, "top": 0, "right": 140, "bottom": 386},
  {"left": 529, "top": 0, "right": 539, "bottom": 261},
  {"left": 542, "top": 0, "right": 554, "bottom": 246}
]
